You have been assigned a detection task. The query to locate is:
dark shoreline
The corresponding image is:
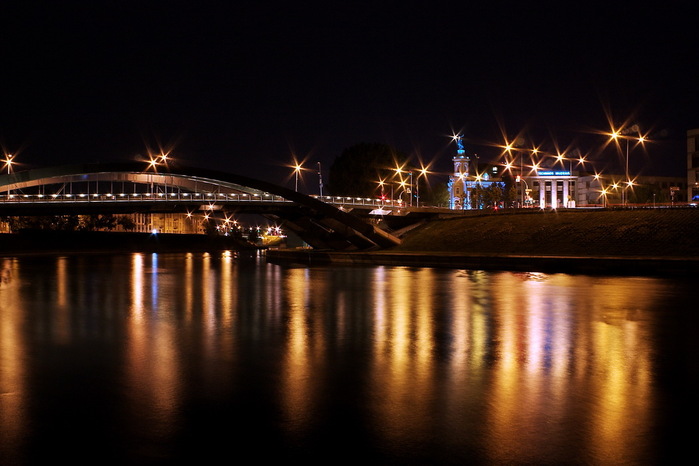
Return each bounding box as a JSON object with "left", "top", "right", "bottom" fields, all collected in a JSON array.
[
  {"left": 3, "top": 230, "right": 698, "bottom": 277},
  {"left": 0, "top": 230, "right": 258, "bottom": 255},
  {"left": 265, "top": 248, "right": 699, "bottom": 277}
]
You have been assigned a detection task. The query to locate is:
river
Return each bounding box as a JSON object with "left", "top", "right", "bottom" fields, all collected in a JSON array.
[{"left": 0, "top": 251, "right": 696, "bottom": 464}]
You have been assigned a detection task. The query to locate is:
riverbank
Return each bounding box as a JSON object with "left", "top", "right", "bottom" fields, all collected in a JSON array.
[
  {"left": 0, "top": 230, "right": 258, "bottom": 255},
  {"left": 266, "top": 208, "right": 699, "bottom": 275},
  {"left": 264, "top": 249, "right": 698, "bottom": 275}
]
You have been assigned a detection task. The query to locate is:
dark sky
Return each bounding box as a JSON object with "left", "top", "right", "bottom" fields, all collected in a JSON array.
[{"left": 2, "top": 2, "right": 697, "bottom": 192}]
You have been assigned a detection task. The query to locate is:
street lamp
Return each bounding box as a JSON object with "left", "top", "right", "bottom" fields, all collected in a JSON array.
[
  {"left": 516, "top": 175, "right": 529, "bottom": 208},
  {"left": 610, "top": 125, "right": 645, "bottom": 206},
  {"left": 393, "top": 165, "right": 406, "bottom": 206},
  {"left": 398, "top": 180, "right": 407, "bottom": 203},
  {"left": 3, "top": 154, "right": 15, "bottom": 174},
  {"left": 416, "top": 166, "right": 428, "bottom": 207},
  {"left": 377, "top": 178, "right": 388, "bottom": 204},
  {"left": 293, "top": 163, "right": 302, "bottom": 191}
]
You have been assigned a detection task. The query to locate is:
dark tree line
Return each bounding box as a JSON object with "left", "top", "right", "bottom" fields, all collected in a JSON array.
[
  {"left": 327, "top": 143, "right": 409, "bottom": 197},
  {"left": 4, "top": 214, "right": 136, "bottom": 232},
  {"left": 326, "top": 142, "right": 449, "bottom": 206}
]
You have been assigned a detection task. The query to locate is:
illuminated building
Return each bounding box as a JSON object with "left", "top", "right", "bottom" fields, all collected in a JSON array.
[
  {"left": 687, "top": 128, "right": 699, "bottom": 202},
  {"left": 447, "top": 136, "right": 504, "bottom": 209}
]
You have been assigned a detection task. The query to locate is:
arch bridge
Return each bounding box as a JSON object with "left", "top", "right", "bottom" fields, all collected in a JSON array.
[{"left": 0, "top": 162, "right": 402, "bottom": 251}]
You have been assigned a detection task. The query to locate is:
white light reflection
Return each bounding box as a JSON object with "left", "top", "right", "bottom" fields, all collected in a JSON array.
[{"left": 130, "top": 253, "right": 144, "bottom": 319}]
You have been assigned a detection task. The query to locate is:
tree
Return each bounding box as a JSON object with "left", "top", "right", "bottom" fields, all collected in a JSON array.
[
  {"left": 117, "top": 215, "right": 136, "bottom": 231},
  {"left": 79, "top": 214, "right": 117, "bottom": 231},
  {"left": 6, "top": 215, "right": 81, "bottom": 231},
  {"left": 483, "top": 183, "right": 504, "bottom": 208},
  {"left": 504, "top": 184, "right": 518, "bottom": 208},
  {"left": 425, "top": 182, "right": 450, "bottom": 207},
  {"left": 471, "top": 184, "right": 485, "bottom": 209},
  {"left": 327, "top": 143, "right": 409, "bottom": 197}
]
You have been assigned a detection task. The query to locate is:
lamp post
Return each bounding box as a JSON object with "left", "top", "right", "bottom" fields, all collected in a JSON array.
[
  {"left": 600, "top": 188, "right": 608, "bottom": 208},
  {"left": 377, "top": 179, "right": 385, "bottom": 203},
  {"left": 611, "top": 124, "right": 644, "bottom": 206},
  {"left": 317, "top": 162, "right": 323, "bottom": 197},
  {"left": 293, "top": 163, "right": 302, "bottom": 191},
  {"left": 393, "top": 166, "right": 405, "bottom": 207},
  {"left": 415, "top": 174, "right": 419, "bottom": 207},
  {"left": 416, "top": 167, "right": 428, "bottom": 207},
  {"left": 2, "top": 154, "right": 14, "bottom": 174},
  {"left": 516, "top": 175, "right": 529, "bottom": 208}
]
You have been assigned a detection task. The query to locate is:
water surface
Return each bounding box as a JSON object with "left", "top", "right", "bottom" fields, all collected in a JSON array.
[{"left": 0, "top": 252, "right": 696, "bottom": 464}]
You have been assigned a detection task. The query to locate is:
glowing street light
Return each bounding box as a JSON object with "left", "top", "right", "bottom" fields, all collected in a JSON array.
[
  {"left": 610, "top": 125, "right": 646, "bottom": 206},
  {"left": 377, "top": 178, "right": 387, "bottom": 202},
  {"left": 415, "top": 166, "right": 429, "bottom": 207},
  {"left": 600, "top": 188, "right": 609, "bottom": 208},
  {"left": 398, "top": 180, "right": 408, "bottom": 202},
  {"left": 147, "top": 156, "right": 160, "bottom": 172},
  {"left": 293, "top": 163, "right": 302, "bottom": 191},
  {"left": 3, "top": 154, "right": 15, "bottom": 174},
  {"left": 555, "top": 152, "right": 566, "bottom": 168}
]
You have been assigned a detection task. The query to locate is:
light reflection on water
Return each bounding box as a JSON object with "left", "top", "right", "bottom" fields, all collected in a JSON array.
[{"left": 0, "top": 252, "right": 695, "bottom": 464}]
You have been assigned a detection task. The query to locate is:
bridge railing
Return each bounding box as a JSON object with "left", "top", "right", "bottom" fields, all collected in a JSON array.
[
  {"left": 0, "top": 192, "right": 294, "bottom": 204},
  {"left": 0, "top": 192, "right": 408, "bottom": 208},
  {"left": 310, "top": 195, "right": 407, "bottom": 209}
]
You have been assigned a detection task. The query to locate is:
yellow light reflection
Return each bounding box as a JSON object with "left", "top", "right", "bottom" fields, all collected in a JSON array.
[
  {"left": 0, "top": 258, "right": 26, "bottom": 456},
  {"left": 370, "top": 267, "right": 439, "bottom": 448},
  {"left": 125, "top": 253, "right": 180, "bottom": 440},
  {"left": 53, "top": 256, "right": 71, "bottom": 344},
  {"left": 281, "top": 267, "right": 319, "bottom": 438}
]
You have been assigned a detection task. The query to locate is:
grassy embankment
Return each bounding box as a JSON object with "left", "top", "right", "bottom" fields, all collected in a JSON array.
[{"left": 390, "top": 208, "right": 699, "bottom": 258}]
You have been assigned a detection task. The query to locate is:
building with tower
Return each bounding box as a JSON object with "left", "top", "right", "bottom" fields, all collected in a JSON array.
[
  {"left": 447, "top": 135, "right": 579, "bottom": 209},
  {"left": 447, "top": 135, "right": 504, "bottom": 209}
]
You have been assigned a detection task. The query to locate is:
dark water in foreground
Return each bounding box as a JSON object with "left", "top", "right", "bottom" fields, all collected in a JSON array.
[{"left": 0, "top": 251, "right": 696, "bottom": 465}]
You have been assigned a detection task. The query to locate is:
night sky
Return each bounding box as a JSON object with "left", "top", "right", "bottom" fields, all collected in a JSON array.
[{"left": 2, "top": 2, "right": 697, "bottom": 192}]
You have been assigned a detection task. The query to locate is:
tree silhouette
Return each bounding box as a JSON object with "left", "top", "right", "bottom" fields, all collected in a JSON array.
[{"left": 327, "top": 143, "right": 409, "bottom": 197}]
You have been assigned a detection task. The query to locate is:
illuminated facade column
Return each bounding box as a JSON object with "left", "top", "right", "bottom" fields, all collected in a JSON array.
[
  {"left": 562, "top": 179, "right": 569, "bottom": 207},
  {"left": 550, "top": 181, "right": 557, "bottom": 208},
  {"left": 539, "top": 182, "right": 546, "bottom": 207}
]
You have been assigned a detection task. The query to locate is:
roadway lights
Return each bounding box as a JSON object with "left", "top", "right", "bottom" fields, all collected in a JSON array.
[{"left": 609, "top": 125, "right": 648, "bottom": 206}]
